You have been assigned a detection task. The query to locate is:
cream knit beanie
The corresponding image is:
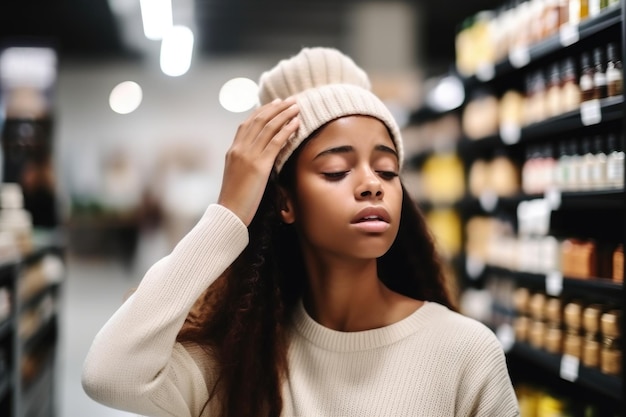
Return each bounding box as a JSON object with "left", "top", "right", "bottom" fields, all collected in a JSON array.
[{"left": 258, "top": 47, "right": 404, "bottom": 172}]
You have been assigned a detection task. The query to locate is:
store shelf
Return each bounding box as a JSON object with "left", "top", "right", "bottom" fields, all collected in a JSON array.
[
  {"left": 19, "top": 283, "right": 59, "bottom": 314},
  {"left": 21, "top": 318, "right": 56, "bottom": 353},
  {"left": 458, "top": 96, "right": 624, "bottom": 149},
  {"left": 547, "top": 188, "right": 625, "bottom": 210},
  {"left": 452, "top": 1, "right": 626, "bottom": 413},
  {"left": 0, "top": 371, "right": 10, "bottom": 400},
  {"left": 463, "top": 6, "right": 622, "bottom": 85},
  {"left": 486, "top": 265, "right": 624, "bottom": 304},
  {"left": 21, "top": 360, "right": 54, "bottom": 414},
  {"left": 0, "top": 263, "right": 16, "bottom": 285},
  {"left": 509, "top": 342, "right": 622, "bottom": 401},
  {"left": 0, "top": 318, "right": 12, "bottom": 339}
]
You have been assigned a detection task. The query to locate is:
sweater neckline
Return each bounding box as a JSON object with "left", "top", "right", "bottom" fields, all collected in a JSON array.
[{"left": 292, "top": 299, "right": 441, "bottom": 352}]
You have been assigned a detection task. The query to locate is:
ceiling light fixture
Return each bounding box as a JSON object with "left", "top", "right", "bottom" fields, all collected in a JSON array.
[
  {"left": 139, "top": 0, "right": 173, "bottom": 40},
  {"left": 160, "top": 25, "right": 194, "bottom": 77}
]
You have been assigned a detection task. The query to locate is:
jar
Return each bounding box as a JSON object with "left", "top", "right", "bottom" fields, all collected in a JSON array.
[
  {"left": 514, "top": 316, "right": 531, "bottom": 342},
  {"left": 582, "top": 333, "right": 601, "bottom": 367},
  {"left": 545, "top": 297, "right": 563, "bottom": 324},
  {"left": 530, "top": 293, "right": 547, "bottom": 321},
  {"left": 545, "top": 325, "right": 564, "bottom": 354},
  {"left": 530, "top": 320, "right": 547, "bottom": 348},
  {"left": 601, "top": 310, "right": 622, "bottom": 339},
  {"left": 600, "top": 338, "right": 622, "bottom": 375},
  {"left": 564, "top": 300, "right": 584, "bottom": 331},
  {"left": 513, "top": 287, "right": 531, "bottom": 315},
  {"left": 582, "top": 304, "right": 603, "bottom": 334},
  {"left": 564, "top": 331, "right": 583, "bottom": 358}
]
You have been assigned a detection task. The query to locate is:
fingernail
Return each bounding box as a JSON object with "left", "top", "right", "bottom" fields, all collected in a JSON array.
[{"left": 272, "top": 98, "right": 281, "bottom": 104}]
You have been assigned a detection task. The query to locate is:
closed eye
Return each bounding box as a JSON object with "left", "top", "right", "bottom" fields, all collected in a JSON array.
[
  {"left": 322, "top": 171, "right": 349, "bottom": 180},
  {"left": 377, "top": 171, "right": 399, "bottom": 180}
]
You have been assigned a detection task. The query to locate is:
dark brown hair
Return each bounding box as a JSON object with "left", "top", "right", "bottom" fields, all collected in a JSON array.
[{"left": 177, "top": 136, "right": 456, "bottom": 417}]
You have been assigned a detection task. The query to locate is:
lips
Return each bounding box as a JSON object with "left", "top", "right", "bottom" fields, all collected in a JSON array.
[{"left": 351, "top": 207, "right": 391, "bottom": 224}]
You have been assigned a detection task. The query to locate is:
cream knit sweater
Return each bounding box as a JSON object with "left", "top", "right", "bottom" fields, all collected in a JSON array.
[{"left": 82, "top": 204, "right": 520, "bottom": 417}]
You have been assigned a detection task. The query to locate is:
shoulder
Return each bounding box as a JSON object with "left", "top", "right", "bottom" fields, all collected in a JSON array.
[{"left": 420, "top": 302, "right": 503, "bottom": 354}]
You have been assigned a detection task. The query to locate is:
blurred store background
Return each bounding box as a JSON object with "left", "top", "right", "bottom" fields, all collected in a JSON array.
[{"left": 1, "top": 0, "right": 625, "bottom": 416}]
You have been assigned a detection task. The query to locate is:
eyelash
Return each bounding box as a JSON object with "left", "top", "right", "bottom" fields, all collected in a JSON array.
[{"left": 322, "top": 171, "right": 399, "bottom": 181}]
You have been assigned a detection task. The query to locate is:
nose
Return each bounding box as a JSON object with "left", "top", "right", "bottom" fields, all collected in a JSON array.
[{"left": 355, "top": 169, "right": 384, "bottom": 200}]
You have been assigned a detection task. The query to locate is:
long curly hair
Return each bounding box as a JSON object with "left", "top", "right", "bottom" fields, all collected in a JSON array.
[{"left": 177, "top": 137, "right": 456, "bottom": 417}]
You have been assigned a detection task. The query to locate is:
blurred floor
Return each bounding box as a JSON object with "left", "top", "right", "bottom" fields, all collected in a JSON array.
[{"left": 56, "top": 255, "right": 144, "bottom": 417}]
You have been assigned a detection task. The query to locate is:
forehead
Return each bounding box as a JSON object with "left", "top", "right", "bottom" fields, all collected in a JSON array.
[{"left": 302, "top": 115, "right": 395, "bottom": 153}]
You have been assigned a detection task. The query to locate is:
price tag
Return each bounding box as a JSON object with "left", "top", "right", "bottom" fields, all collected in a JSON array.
[
  {"left": 500, "top": 123, "right": 521, "bottom": 145},
  {"left": 476, "top": 63, "right": 495, "bottom": 82},
  {"left": 496, "top": 323, "right": 515, "bottom": 353},
  {"left": 479, "top": 191, "right": 498, "bottom": 213},
  {"left": 560, "top": 354, "right": 580, "bottom": 382},
  {"left": 466, "top": 256, "right": 486, "bottom": 280},
  {"left": 559, "top": 23, "right": 580, "bottom": 47},
  {"left": 544, "top": 187, "right": 561, "bottom": 210},
  {"left": 546, "top": 271, "right": 563, "bottom": 296},
  {"left": 580, "top": 100, "right": 602, "bottom": 126},
  {"left": 509, "top": 47, "right": 530, "bottom": 69}
]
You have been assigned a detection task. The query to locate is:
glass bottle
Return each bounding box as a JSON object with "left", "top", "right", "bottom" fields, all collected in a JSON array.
[
  {"left": 568, "top": 139, "right": 582, "bottom": 191},
  {"left": 543, "top": 144, "right": 557, "bottom": 191},
  {"left": 579, "top": 52, "right": 595, "bottom": 102},
  {"left": 606, "top": 133, "right": 625, "bottom": 189},
  {"left": 561, "top": 57, "right": 581, "bottom": 112},
  {"left": 569, "top": 0, "right": 589, "bottom": 25},
  {"left": 606, "top": 42, "right": 623, "bottom": 97},
  {"left": 556, "top": 140, "right": 571, "bottom": 189},
  {"left": 588, "top": 0, "right": 601, "bottom": 17},
  {"left": 546, "top": 63, "right": 562, "bottom": 117},
  {"left": 593, "top": 47, "right": 608, "bottom": 99},
  {"left": 559, "top": 0, "right": 570, "bottom": 27},
  {"left": 590, "top": 135, "right": 607, "bottom": 190},
  {"left": 579, "top": 137, "right": 594, "bottom": 190}
]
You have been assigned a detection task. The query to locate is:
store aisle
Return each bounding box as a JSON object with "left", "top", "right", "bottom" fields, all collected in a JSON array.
[{"left": 56, "top": 257, "right": 142, "bottom": 417}]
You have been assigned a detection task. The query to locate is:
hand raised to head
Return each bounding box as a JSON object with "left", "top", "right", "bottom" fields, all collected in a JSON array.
[{"left": 218, "top": 97, "right": 299, "bottom": 226}]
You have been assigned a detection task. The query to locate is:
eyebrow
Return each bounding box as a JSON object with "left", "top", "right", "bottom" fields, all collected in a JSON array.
[{"left": 313, "top": 144, "right": 398, "bottom": 160}]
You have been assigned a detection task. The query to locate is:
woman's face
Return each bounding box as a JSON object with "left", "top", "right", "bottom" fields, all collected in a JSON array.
[{"left": 282, "top": 115, "right": 402, "bottom": 262}]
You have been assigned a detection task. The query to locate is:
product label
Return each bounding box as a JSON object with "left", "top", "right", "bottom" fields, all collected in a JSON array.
[
  {"left": 560, "top": 354, "right": 580, "bottom": 382},
  {"left": 580, "top": 75, "right": 594, "bottom": 91},
  {"left": 476, "top": 63, "right": 495, "bottom": 82},
  {"left": 500, "top": 123, "right": 521, "bottom": 145},
  {"left": 590, "top": 161, "right": 606, "bottom": 186},
  {"left": 479, "top": 191, "right": 498, "bottom": 212},
  {"left": 581, "top": 99, "right": 602, "bottom": 125},
  {"left": 465, "top": 256, "right": 486, "bottom": 280},
  {"left": 509, "top": 47, "right": 531, "bottom": 69},
  {"left": 545, "top": 186, "right": 562, "bottom": 210},
  {"left": 607, "top": 158, "right": 625, "bottom": 185},
  {"left": 546, "top": 271, "right": 563, "bottom": 296},
  {"left": 560, "top": 23, "right": 580, "bottom": 46}
]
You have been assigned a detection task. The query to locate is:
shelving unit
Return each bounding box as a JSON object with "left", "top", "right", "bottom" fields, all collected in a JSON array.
[
  {"left": 404, "top": 1, "right": 625, "bottom": 414},
  {"left": 0, "top": 244, "right": 65, "bottom": 417}
]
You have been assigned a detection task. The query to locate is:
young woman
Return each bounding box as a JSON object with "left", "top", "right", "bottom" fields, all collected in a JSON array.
[{"left": 82, "top": 47, "right": 519, "bottom": 417}]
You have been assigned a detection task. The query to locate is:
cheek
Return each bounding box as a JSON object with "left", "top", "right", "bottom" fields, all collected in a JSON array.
[{"left": 292, "top": 181, "right": 347, "bottom": 232}]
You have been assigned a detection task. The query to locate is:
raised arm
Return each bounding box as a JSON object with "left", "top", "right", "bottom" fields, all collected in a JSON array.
[{"left": 81, "top": 98, "right": 300, "bottom": 417}]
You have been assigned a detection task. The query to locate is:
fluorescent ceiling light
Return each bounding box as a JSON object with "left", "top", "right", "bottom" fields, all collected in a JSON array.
[
  {"left": 139, "top": 0, "right": 173, "bottom": 40},
  {"left": 160, "top": 26, "right": 194, "bottom": 77},
  {"left": 219, "top": 78, "right": 259, "bottom": 113},
  {"left": 109, "top": 81, "right": 143, "bottom": 114}
]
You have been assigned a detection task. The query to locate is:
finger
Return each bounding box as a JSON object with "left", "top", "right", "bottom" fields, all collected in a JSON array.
[
  {"left": 238, "top": 97, "right": 296, "bottom": 142},
  {"left": 251, "top": 103, "right": 299, "bottom": 150},
  {"left": 261, "top": 116, "right": 300, "bottom": 159}
]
